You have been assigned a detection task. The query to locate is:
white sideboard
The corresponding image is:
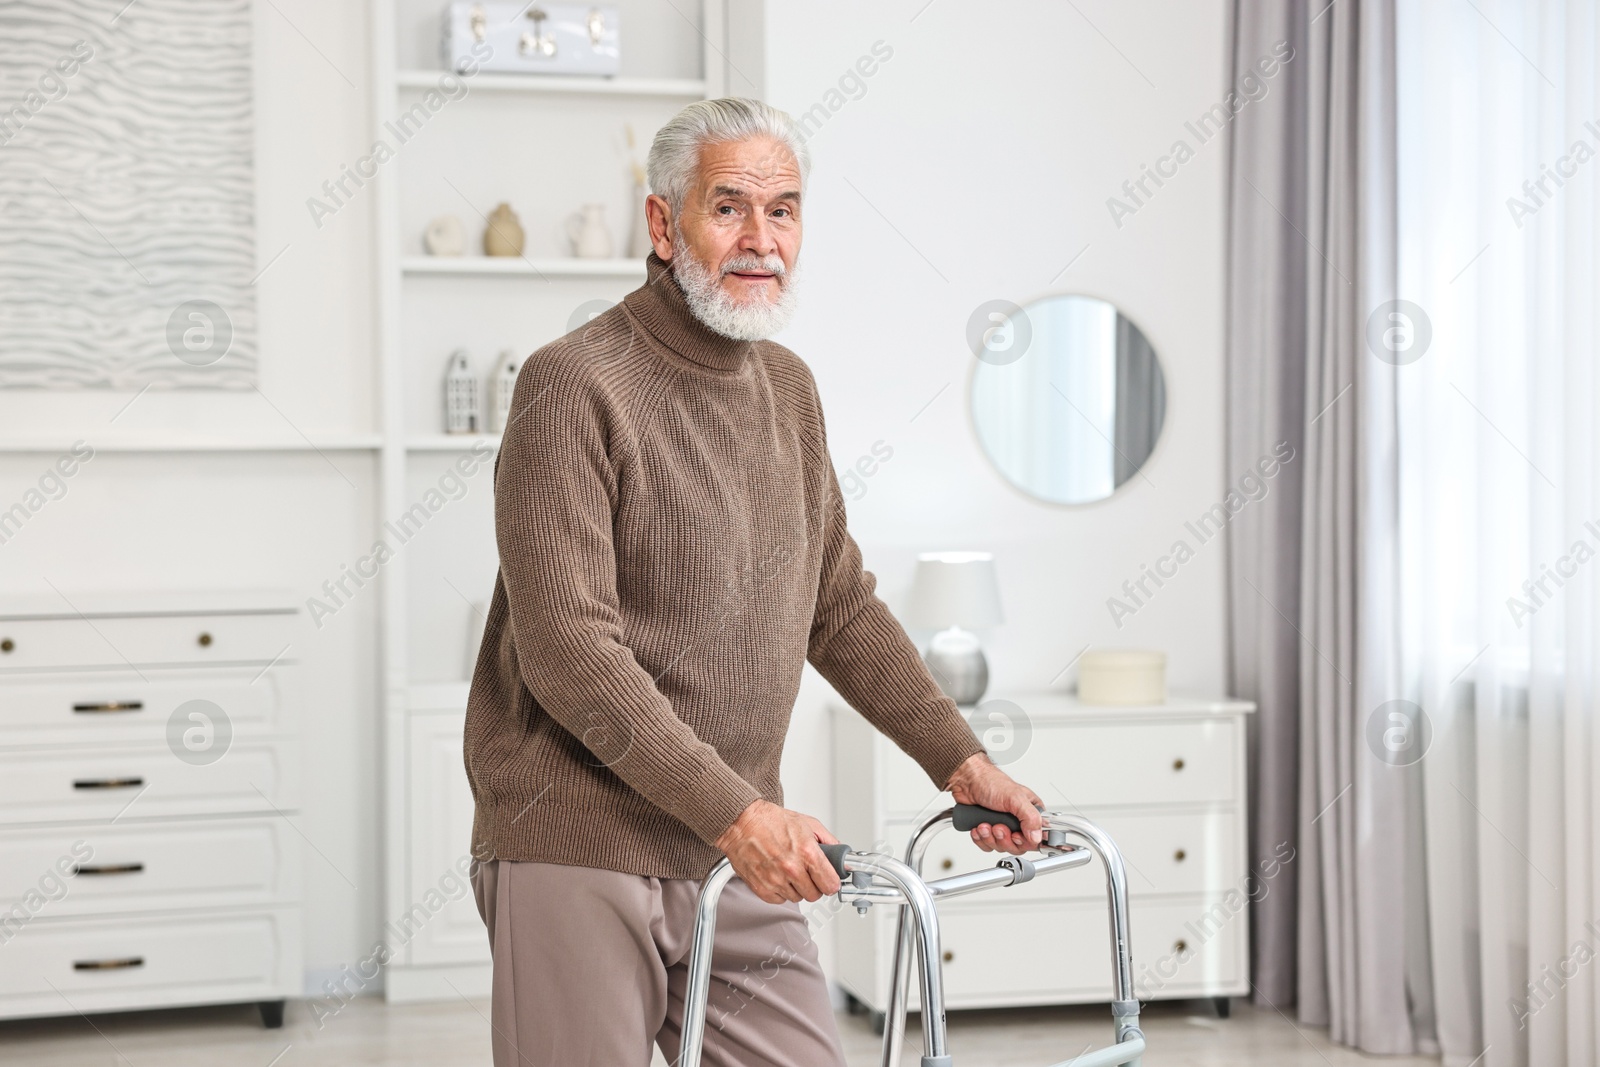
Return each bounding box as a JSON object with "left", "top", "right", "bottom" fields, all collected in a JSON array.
[
  {"left": 830, "top": 692, "right": 1255, "bottom": 1023},
  {"left": 0, "top": 591, "right": 303, "bottom": 1027}
]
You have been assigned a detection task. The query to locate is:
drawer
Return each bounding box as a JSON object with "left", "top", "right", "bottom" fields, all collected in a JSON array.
[
  {"left": 883, "top": 718, "right": 1239, "bottom": 815},
  {"left": 893, "top": 808, "right": 1241, "bottom": 903},
  {"left": 0, "top": 908, "right": 300, "bottom": 1016},
  {"left": 0, "top": 611, "right": 297, "bottom": 671},
  {"left": 936, "top": 898, "right": 1245, "bottom": 1006},
  {"left": 0, "top": 817, "right": 299, "bottom": 917},
  {"left": 0, "top": 741, "right": 298, "bottom": 824},
  {"left": 850, "top": 895, "right": 1246, "bottom": 1011},
  {"left": 0, "top": 669, "right": 290, "bottom": 745}
]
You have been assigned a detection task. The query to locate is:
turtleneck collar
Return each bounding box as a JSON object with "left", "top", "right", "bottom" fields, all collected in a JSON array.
[{"left": 622, "top": 251, "right": 757, "bottom": 373}]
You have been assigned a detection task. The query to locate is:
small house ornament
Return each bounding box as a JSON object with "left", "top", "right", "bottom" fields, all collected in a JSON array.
[
  {"left": 488, "top": 350, "right": 520, "bottom": 434},
  {"left": 444, "top": 349, "right": 480, "bottom": 433}
]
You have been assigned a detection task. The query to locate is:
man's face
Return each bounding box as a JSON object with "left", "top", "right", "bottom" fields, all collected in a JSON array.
[{"left": 650, "top": 136, "right": 803, "bottom": 307}]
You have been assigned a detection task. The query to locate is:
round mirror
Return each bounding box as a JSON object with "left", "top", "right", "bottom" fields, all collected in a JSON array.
[{"left": 969, "top": 294, "right": 1166, "bottom": 505}]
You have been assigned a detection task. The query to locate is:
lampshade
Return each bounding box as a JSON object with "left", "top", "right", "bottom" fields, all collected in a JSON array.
[{"left": 903, "top": 552, "right": 1004, "bottom": 630}]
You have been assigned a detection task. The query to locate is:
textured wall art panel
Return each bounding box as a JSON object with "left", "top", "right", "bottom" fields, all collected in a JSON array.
[{"left": 0, "top": 0, "right": 256, "bottom": 389}]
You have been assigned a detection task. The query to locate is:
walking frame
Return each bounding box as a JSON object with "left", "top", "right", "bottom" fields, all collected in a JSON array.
[{"left": 678, "top": 803, "right": 1145, "bottom": 1067}]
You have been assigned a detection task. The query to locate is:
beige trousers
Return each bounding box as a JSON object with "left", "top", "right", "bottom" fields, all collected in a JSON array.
[{"left": 470, "top": 858, "right": 847, "bottom": 1067}]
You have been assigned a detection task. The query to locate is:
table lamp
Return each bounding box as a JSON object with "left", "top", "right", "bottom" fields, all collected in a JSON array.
[{"left": 904, "top": 551, "right": 1004, "bottom": 705}]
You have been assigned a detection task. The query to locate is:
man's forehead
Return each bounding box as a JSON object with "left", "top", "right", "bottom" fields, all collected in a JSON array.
[{"left": 695, "top": 138, "right": 802, "bottom": 196}]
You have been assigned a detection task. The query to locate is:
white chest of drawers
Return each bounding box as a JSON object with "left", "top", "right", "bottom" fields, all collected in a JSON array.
[
  {"left": 0, "top": 591, "right": 303, "bottom": 1028},
  {"left": 830, "top": 693, "right": 1255, "bottom": 1021}
]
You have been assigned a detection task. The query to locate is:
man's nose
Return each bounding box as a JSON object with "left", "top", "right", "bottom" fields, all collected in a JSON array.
[{"left": 738, "top": 213, "right": 778, "bottom": 258}]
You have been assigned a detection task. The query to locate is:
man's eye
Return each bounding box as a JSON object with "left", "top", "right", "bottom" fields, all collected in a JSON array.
[
  {"left": 718, "top": 205, "right": 736, "bottom": 215},
  {"left": 772, "top": 208, "right": 789, "bottom": 218}
]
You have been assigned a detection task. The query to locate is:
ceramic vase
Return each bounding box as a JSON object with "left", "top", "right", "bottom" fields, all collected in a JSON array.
[
  {"left": 484, "top": 203, "right": 525, "bottom": 257},
  {"left": 566, "top": 203, "right": 614, "bottom": 259}
]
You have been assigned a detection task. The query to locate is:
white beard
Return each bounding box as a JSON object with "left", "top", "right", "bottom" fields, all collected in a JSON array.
[{"left": 671, "top": 233, "right": 800, "bottom": 342}]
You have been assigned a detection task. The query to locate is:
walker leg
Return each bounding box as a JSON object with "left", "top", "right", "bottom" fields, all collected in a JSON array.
[
  {"left": 1051, "top": 814, "right": 1144, "bottom": 1067},
  {"left": 882, "top": 810, "right": 950, "bottom": 1067},
  {"left": 676, "top": 860, "right": 740, "bottom": 1067},
  {"left": 881, "top": 902, "right": 915, "bottom": 1066},
  {"left": 683, "top": 852, "right": 949, "bottom": 1067},
  {"left": 847, "top": 853, "right": 951, "bottom": 1067}
]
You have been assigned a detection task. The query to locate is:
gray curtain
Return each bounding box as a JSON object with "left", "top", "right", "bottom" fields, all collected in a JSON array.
[
  {"left": 1224, "top": 0, "right": 1307, "bottom": 1013},
  {"left": 1225, "top": 0, "right": 1425, "bottom": 1052}
]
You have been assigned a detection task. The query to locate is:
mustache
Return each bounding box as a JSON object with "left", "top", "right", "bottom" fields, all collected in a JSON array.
[{"left": 721, "top": 252, "right": 787, "bottom": 277}]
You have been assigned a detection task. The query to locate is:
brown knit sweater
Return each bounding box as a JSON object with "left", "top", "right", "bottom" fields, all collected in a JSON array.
[{"left": 463, "top": 251, "right": 986, "bottom": 879}]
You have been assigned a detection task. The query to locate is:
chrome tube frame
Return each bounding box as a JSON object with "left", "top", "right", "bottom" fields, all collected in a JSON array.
[
  {"left": 881, "top": 808, "right": 953, "bottom": 1067},
  {"left": 678, "top": 851, "right": 951, "bottom": 1067},
  {"left": 881, "top": 808, "right": 1145, "bottom": 1067},
  {"left": 678, "top": 809, "right": 1145, "bottom": 1067},
  {"left": 676, "top": 859, "right": 740, "bottom": 1067}
]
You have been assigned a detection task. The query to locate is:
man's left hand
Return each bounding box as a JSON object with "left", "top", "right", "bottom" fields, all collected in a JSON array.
[{"left": 945, "top": 753, "right": 1044, "bottom": 855}]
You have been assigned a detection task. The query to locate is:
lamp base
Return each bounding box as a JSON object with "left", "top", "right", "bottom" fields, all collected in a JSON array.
[{"left": 924, "top": 626, "right": 989, "bottom": 706}]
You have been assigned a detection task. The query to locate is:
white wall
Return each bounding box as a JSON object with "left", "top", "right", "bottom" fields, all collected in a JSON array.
[
  {"left": 762, "top": 0, "right": 1234, "bottom": 828},
  {"left": 0, "top": 0, "right": 382, "bottom": 989},
  {"left": 0, "top": 0, "right": 1232, "bottom": 999}
]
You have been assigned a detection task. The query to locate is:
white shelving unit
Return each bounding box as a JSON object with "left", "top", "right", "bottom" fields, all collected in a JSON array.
[
  {"left": 404, "top": 433, "right": 502, "bottom": 452},
  {"left": 371, "top": 0, "right": 728, "bottom": 1002},
  {"left": 396, "top": 69, "right": 707, "bottom": 97},
  {"left": 400, "top": 255, "right": 646, "bottom": 277},
  {"left": 0, "top": 437, "right": 383, "bottom": 454}
]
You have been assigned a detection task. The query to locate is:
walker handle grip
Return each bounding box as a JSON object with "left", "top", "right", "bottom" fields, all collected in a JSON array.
[
  {"left": 819, "top": 843, "right": 849, "bottom": 878},
  {"left": 952, "top": 803, "right": 1023, "bottom": 833}
]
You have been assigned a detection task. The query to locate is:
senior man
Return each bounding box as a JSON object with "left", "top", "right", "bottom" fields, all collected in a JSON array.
[{"left": 465, "top": 97, "right": 1044, "bottom": 1067}]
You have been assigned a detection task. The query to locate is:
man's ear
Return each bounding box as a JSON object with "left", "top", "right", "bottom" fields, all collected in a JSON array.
[{"left": 646, "top": 194, "right": 675, "bottom": 260}]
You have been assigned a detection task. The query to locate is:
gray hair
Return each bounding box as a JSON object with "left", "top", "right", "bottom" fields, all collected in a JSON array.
[{"left": 646, "top": 98, "right": 811, "bottom": 214}]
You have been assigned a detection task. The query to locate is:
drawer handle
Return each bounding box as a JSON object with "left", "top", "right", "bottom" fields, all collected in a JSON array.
[
  {"left": 1174, "top": 849, "right": 1187, "bottom": 863},
  {"left": 1173, "top": 939, "right": 1189, "bottom": 955},
  {"left": 0, "top": 638, "right": 12, "bottom": 653},
  {"left": 197, "top": 632, "right": 213, "bottom": 647},
  {"left": 73, "top": 777, "right": 145, "bottom": 790},
  {"left": 72, "top": 863, "right": 145, "bottom": 877},
  {"left": 73, "top": 956, "right": 144, "bottom": 972},
  {"left": 73, "top": 701, "right": 145, "bottom": 714},
  {"left": 942, "top": 950, "right": 954, "bottom": 963},
  {"left": 1172, "top": 757, "right": 1185, "bottom": 771},
  {"left": 939, "top": 858, "right": 954, "bottom": 871}
]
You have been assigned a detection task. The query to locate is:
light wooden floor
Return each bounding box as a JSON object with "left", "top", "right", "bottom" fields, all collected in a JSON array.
[{"left": 0, "top": 995, "right": 1443, "bottom": 1066}]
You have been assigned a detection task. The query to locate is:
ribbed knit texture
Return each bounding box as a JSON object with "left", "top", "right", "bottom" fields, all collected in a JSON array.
[{"left": 463, "top": 252, "right": 986, "bottom": 879}]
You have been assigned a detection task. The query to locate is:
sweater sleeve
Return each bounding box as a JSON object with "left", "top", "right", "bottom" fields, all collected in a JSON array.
[
  {"left": 492, "top": 351, "right": 761, "bottom": 845},
  {"left": 804, "top": 394, "right": 987, "bottom": 791}
]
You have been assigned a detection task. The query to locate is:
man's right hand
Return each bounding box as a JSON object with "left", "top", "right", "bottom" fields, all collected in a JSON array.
[{"left": 715, "top": 799, "right": 841, "bottom": 904}]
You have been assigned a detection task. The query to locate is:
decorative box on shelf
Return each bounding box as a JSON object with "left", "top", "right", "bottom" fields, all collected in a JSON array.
[
  {"left": 443, "top": 3, "right": 621, "bottom": 77},
  {"left": 829, "top": 691, "right": 1255, "bottom": 1023},
  {"left": 0, "top": 591, "right": 303, "bottom": 1028}
]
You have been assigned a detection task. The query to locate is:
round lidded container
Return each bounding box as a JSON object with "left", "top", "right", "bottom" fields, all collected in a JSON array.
[{"left": 1077, "top": 648, "right": 1167, "bottom": 705}]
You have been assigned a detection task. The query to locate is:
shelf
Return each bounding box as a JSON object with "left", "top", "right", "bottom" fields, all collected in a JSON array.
[
  {"left": 0, "top": 587, "right": 300, "bottom": 619},
  {"left": 401, "top": 255, "right": 646, "bottom": 278},
  {"left": 396, "top": 69, "right": 706, "bottom": 98},
  {"left": 406, "top": 434, "right": 502, "bottom": 452},
  {"left": 0, "top": 436, "right": 383, "bottom": 454},
  {"left": 409, "top": 680, "right": 471, "bottom": 711}
]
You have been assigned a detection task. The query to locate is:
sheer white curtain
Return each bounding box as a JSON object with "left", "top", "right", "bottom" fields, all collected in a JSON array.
[{"left": 1398, "top": 2, "right": 1600, "bottom": 1066}]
